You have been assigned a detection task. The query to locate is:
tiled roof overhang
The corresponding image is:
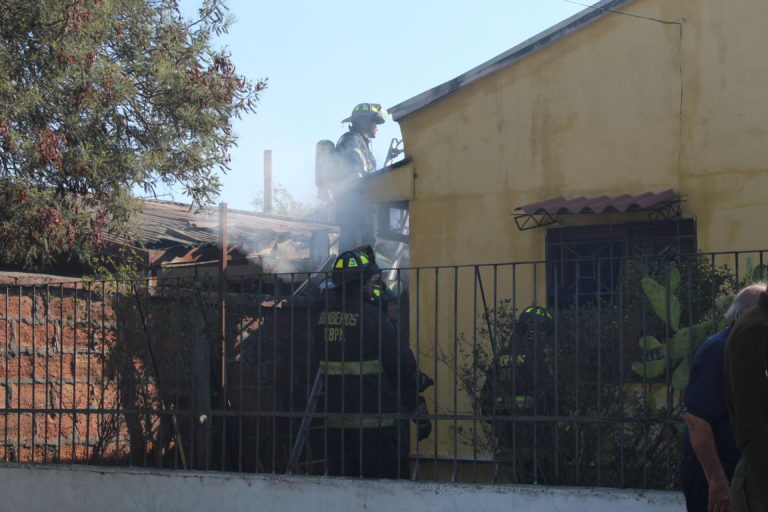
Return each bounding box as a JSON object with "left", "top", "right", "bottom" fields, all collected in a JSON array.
[{"left": 513, "top": 189, "right": 681, "bottom": 230}]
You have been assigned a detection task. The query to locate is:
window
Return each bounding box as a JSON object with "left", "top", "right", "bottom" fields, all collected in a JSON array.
[
  {"left": 377, "top": 201, "right": 409, "bottom": 243},
  {"left": 546, "top": 219, "right": 696, "bottom": 306}
]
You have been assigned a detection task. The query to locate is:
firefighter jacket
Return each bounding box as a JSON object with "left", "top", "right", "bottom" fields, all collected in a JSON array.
[
  {"left": 480, "top": 331, "right": 553, "bottom": 417},
  {"left": 315, "top": 290, "right": 418, "bottom": 428},
  {"left": 336, "top": 130, "right": 377, "bottom": 178},
  {"left": 332, "top": 131, "right": 377, "bottom": 250}
]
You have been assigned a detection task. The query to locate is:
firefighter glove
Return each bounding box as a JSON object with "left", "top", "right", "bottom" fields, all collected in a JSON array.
[
  {"left": 417, "top": 372, "right": 435, "bottom": 392},
  {"left": 413, "top": 396, "right": 432, "bottom": 441}
]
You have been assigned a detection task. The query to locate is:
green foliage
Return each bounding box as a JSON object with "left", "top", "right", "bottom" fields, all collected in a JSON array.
[
  {"left": 630, "top": 358, "right": 666, "bottom": 379},
  {"left": 671, "top": 357, "right": 691, "bottom": 390},
  {"left": 458, "top": 297, "right": 683, "bottom": 488},
  {"left": 0, "top": 0, "right": 266, "bottom": 269},
  {"left": 631, "top": 256, "right": 734, "bottom": 391},
  {"left": 84, "top": 246, "right": 144, "bottom": 285},
  {"left": 457, "top": 253, "right": 737, "bottom": 489},
  {"left": 641, "top": 272, "right": 681, "bottom": 331},
  {"left": 742, "top": 257, "right": 768, "bottom": 286}
]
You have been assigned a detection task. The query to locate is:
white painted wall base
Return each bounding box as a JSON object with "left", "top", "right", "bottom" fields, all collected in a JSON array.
[{"left": 0, "top": 463, "right": 683, "bottom": 512}]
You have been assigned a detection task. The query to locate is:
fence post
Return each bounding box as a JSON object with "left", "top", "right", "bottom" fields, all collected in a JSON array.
[{"left": 190, "top": 304, "right": 212, "bottom": 469}]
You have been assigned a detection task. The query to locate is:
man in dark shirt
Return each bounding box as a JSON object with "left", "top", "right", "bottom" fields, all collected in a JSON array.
[
  {"left": 683, "top": 327, "right": 739, "bottom": 511},
  {"left": 725, "top": 285, "right": 768, "bottom": 511},
  {"left": 682, "top": 283, "right": 765, "bottom": 512}
]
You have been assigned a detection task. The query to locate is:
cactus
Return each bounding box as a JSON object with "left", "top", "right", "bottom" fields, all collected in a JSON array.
[
  {"left": 631, "top": 268, "right": 722, "bottom": 391},
  {"left": 742, "top": 257, "right": 768, "bottom": 286}
]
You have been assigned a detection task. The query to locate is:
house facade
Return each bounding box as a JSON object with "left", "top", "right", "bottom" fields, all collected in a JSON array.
[{"left": 365, "top": 0, "right": 768, "bottom": 462}]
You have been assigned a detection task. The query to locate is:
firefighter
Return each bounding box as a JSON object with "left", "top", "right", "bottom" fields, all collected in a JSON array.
[
  {"left": 334, "top": 103, "right": 385, "bottom": 252},
  {"left": 315, "top": 249, "right": 420, "bottom": 478},
  {"left": 338, "top": 103, "right": 383, "bottom": 175},
  {"left": 369, "top": 281, "right": 398, "bottom": 324},
  {"left": 369, "top": 279, "right": 434, "bottom": 444},
  {"left": 481, "top": 305, "right": 555, "bottom": 483}
]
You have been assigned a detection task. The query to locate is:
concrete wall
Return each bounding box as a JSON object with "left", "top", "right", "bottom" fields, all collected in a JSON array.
[{"left": 0, "top": 463, "right": 684, "bottom": 512}]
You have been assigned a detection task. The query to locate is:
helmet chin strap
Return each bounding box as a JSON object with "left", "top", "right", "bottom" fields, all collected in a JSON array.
[
  {"left": 351, "top": 120, "right": 372, "bottom": 139},
  {"left": 362, "top": 122, "right": 377, "bottom": 140}
]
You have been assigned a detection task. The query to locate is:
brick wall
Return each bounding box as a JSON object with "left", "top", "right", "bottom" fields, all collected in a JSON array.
[
  {"left": 0, "top": 277, "right": 126, "bottom": 464},
  {"left": 0, "top": 273, "right": 318, "bottom": 472}
]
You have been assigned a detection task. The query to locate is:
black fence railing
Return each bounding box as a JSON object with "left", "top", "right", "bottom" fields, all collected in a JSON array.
[{"left": 0, "top": 250, "right": 764, "bottom": 489}]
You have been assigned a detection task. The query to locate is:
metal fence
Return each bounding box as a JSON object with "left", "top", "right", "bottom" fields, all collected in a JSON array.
[{"left": 0, "top": 250, "right": 764, "bottom": 489}]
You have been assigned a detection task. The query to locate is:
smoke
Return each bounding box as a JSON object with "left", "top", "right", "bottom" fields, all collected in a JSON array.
[
  {"left": 201, "top": 199, "right": 338, "bottom": 271},
  {"left": 204, "top": 110, "right": 408, "bottom": 275}
]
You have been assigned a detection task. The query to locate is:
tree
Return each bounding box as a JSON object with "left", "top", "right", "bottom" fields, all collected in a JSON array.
[{"left": 0, "top": 0, "right": 266, "bottom": 268}]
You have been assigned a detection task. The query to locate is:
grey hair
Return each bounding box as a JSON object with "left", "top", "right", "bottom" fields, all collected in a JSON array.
[{"left": 725, "top": 281, "right": 767, "bottom": 322}]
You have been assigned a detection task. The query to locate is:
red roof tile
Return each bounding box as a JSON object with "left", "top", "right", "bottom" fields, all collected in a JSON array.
[{"left": 515, "top": 189, "right": 677, "bottom": 215}]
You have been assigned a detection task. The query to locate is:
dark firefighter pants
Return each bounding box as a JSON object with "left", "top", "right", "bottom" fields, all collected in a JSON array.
[{"left": 325, "top": 425, "right": 409, "bottom": 479}]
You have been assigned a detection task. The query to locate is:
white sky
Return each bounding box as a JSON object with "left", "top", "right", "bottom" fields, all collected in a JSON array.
[{"left": 163, "top": 0, "right": 596, "bottom": 211}]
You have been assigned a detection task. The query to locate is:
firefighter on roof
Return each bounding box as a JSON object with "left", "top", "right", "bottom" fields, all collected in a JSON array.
[
  {"left": 338, "top": 103, "right": 383, "bottom": 175},
  {"left": 328, "top": 103, "right": 385, "bottom": 252}
]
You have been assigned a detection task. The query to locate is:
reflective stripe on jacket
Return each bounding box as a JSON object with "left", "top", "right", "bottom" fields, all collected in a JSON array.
[
  {"left": 326, "top": 416, "right": 397, "bottom": 429},
  {"left": 314, "top": 291, "right": 418, "bottom": 429},
  {"left": 319, "top": 360, "right": 384, "bottom": 376}
]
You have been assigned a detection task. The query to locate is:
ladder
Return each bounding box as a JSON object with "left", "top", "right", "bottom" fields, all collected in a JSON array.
[{"left": 286, "top": 368, "right": 325, "bottom": 474}]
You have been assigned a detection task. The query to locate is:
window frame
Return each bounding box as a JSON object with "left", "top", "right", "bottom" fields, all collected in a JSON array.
[{"left": 545, "top": 219, "right": 697, "bottom": 306}]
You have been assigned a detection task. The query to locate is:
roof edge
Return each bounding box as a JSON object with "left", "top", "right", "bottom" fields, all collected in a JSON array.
[
  {"left": 140, "top": 198, "right": 338, "bottom": 228},
  {"left": 388, "top": 0, "right": 637, "bottom": 122}
]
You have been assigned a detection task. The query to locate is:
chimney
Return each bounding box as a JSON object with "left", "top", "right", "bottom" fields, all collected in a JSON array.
[{"left": 264, "top": 149, "right": 273, "bottom": 214}]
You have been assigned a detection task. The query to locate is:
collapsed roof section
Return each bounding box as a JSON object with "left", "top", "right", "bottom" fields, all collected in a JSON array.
[{"left": 107, "top": 200, "right": 338, "bottom": 274}]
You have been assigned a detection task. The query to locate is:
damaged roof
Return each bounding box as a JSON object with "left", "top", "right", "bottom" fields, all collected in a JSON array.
[
  {"left": 113, "top": 200, "right": 337, "bottom": 266},
  {"left": 388, "top": 0, "right": 637, "bottom": 121}
]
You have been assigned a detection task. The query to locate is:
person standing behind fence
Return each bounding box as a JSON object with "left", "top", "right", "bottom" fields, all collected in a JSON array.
[
  {"left": 724, "top": 282, "right": 768, "bottom": 512},
  {"left": 682, "top": 283, "right": 765, "bottom": 512},
  {"left": 315, "top": 249, "right": 419, "bottom": 478}
]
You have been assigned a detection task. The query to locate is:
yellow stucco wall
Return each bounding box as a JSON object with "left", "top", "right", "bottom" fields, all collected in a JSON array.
[
  {"left": 371, "top": 0, "right": 768, "bottom": 458},
  {"left": 389, "top": 0, "right": 768, "bottom": 266},
  {"left": 401, "top": 3, "right": 680, "bottom": 270}
]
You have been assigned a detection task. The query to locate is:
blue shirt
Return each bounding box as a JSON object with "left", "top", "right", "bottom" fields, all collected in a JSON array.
[{"left": 682, "top": 326, "right": 740, "bottom": 460}]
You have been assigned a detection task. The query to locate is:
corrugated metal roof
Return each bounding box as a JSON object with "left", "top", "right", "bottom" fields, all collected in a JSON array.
[
  {"left": 515, "top": 189, "right": 677, "bottom": 215},
  {"left": 109, "top": 200, "right": 338, "bottom": 263}
]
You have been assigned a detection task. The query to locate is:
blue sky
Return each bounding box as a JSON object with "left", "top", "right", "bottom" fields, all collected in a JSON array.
[{"left": 168, "top": 0, "right": 596, "bottom": 211}]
